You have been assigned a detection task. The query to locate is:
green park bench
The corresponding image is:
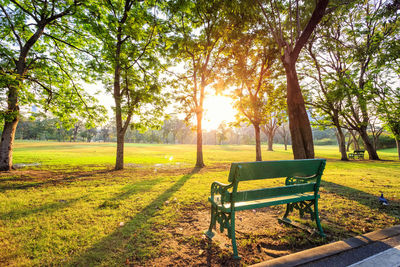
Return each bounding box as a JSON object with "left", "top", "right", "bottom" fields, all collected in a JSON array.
[
  {"left": 348, "top": 150, "right": 365, "bottom": 160},
  {"left": 205, "top": 159, "right": 326, "bottom": 259}
]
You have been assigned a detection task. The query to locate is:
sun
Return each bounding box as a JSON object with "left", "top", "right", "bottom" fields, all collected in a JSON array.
[{"left": 202, "top": 94, "right": 237, "bottom": 131}]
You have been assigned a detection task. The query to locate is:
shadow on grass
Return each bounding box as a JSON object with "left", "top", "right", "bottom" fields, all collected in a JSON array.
[
  {"left": 109, "top": 177, "right": 165, "bottom": 202},
  {"left": 0, "top": 196, "right": 86, "bottom": 221},
  {"left": 66, "top": 167, "right": 201, "bottom": 266},
  {"left": 98, "top": 177, "right": 165, "bottom": 209},
  {"left": 0, "top": 169, "right": 115, "bottom": 191},
  {"left": 322, "top": 181, "right": 400, "bottom": 218}
]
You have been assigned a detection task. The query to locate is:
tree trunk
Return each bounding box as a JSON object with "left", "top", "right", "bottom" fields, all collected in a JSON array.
[
  {"left": 349, "top": 130, "right": 360, "bottom": 150},
  {"left": 0, "top": 24, "right": 46, "bottom": 171},
  {"left": 336, "top": 126, "right": 348, "bottom": 161},
  {"left": 254, "top": 124, "right": 262, "bottom": 161},
  {"left": 172, "top": 133, "right": 176, "bottom": 144},
  {"left": 195, "top": 111, "right": 205, "bottom": 168},
  {"left": 396, "top": 138, "right": 400, "bottom": 160},
  {"left": 115, "top": 132, "right": 124, "bottom": 170},
  {"left": 346, "top": 133, "right": 352, "bottom": 152},
  {"left": 358, "top": 127, "right": 380, "bottom": 160},
  {"left": 114, "top": 30, "right": 124, "bottom": 170},
  {"left": 267, "top": 131, "right": 273, "bottom": 151},
  {"left": 0, "top": 80, "right": 20, "bottom": 171},
  {"left": 332, "top": 116, "right": 348, "bottom": 160},
  {"left": 334, "top": 131, "right": 340, "bottom": 151},
  {"left": 283, "top": 61, "right": 314, "bottom": 159},
  {"left": 0, "top": 119, "right": 19, "bottom": 171},
  {"left": 284, "top": 137, "right": 288, "bottom": 150},
  {"left": 73, "top": 126, "right": 79, "bottom": 142}
]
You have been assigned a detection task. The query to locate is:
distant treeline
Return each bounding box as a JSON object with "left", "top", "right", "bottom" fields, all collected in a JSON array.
[
  {"left": 12, "top": 115, "right": 287, "bottom": 145},
  {"left": 8, "top": 114, "right": 397, "bottom": 150}
]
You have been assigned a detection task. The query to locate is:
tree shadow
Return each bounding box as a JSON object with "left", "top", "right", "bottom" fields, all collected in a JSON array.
[
  {"left": 66, "top": 167, "right": 201, "bottom": 266},
  {"left": 109, "top": 177, "right": 165, "bottom": 202},
  {"left": 0, "top": 169, "right": 115, "bottom": 191},
  {"left": 0, "top": 196, "right": 86, "bottom": 221},
  {"left": 322, "top": 181, "right": 400, "bottom": 218}
]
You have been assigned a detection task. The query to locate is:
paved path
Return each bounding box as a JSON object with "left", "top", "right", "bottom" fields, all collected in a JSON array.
[
  {"left": 251, "top": 225, "right": 400, "bottom": 267},
  {"left": 349, "top": 244, "right": 400, "bottom": 267}
]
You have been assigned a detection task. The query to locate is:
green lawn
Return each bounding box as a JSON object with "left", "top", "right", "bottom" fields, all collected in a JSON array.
[{"left": 1, "top": 142, "right": 399, "bottom": 266}]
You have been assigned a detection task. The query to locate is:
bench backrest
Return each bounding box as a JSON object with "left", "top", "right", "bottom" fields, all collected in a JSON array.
[
  {"left": 354, "top": 150, "right": 365, "bottom": 153},
  {"left": 225, "top": 159, "right": 326, "bottom": 203},
  {"left": 228, "top": 159, "right": 326, "bottom": 182}
]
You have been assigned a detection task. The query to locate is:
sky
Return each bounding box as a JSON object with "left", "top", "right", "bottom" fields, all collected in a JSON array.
[
  {"left": 86, "top": 83, "right": 237, "bottom": 131},
  {"left": 202, "top": 94, "right": 237, "bottom": 131}
]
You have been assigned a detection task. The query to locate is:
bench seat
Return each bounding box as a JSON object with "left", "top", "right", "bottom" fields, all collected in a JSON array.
[{"left": 210, "top": 192, "right": 318, "bottom": 212}]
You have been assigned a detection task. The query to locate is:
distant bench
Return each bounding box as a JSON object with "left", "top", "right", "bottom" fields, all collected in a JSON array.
[
  {"left": 348, "top": 150, "right": 365, "bottom": 160},
  {"left": 205, "top": 159, "right": 326, "bottom": 259}
]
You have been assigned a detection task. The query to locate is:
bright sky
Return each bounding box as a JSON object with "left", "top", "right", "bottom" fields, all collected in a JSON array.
[
  {"left": 87, "top": 83, "right": 237, "bottom": 131},
  {"left": 202, "top": 94, "right": 237, "bottom": 131}
]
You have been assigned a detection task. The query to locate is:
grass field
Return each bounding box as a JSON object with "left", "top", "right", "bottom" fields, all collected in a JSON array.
[{"left": 1, "top": 141, "right": 399, "bottom": 266}]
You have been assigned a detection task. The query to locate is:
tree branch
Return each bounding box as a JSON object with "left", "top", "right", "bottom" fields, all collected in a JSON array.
[
  {"left": 10, "top": 0, "right": 39, "bottom": 22},
  {"left": 0, "top": 4, "right": 22, "bottom": 49},
  {"left": 291, "top": 0, "right": 330, "bottom": 62}
]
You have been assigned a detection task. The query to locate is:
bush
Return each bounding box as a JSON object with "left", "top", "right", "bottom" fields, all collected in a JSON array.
[
  {"left": 314, "top": 138, "right": 337, "bottom": 146},
  {"left": 375, "top": 133, "right": 396, "bottom": 149}
]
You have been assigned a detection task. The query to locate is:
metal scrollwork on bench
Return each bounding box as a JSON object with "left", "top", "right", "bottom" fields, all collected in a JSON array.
[
  {"left": 284, "top": 175, "right": 319, "bottom": 221},
  {"left": 214, "top": 209, "right": 233, "bottom": 237},
  {"left": 286, "top": 200, "right": 316, "bottom": 221},
  {"left": 207, "top": 182, "right": 234, "bottom": 238},
  {"left": 286, "top": 175, "right": 317, "bottom": 185}
]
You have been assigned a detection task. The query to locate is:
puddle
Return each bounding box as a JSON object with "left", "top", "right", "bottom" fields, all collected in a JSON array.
[
  {"left": 125, "top": 163, "right": 187, "bottom": 168},
  {"left": 14, "top": 163, "right": 41, "bottom": 168}
]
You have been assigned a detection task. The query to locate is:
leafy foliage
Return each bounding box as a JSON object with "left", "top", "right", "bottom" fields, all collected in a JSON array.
[{"left": 0, "top": 0, "right": 107, "bottom": 128}]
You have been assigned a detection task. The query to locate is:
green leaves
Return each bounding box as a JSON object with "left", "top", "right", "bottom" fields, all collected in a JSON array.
[
  {"left": 0, "top": 0, "right": 107, "bottom": 128},
  {"left": 83, "top": 0, "right": 170, "bottom": 140}
]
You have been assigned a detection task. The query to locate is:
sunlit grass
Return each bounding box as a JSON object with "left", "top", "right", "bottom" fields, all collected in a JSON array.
[{"left": 1, "top": 141, "right": 399, "bottom": 265}]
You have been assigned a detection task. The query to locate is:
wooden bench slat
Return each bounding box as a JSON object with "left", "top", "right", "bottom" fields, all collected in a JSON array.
[
  {"left": 228, "top": 159, "right": 323, "bottom": 182},
  {"left": 211, "top": 192, "right": 318, "bottom": 212},
  {"left": 234, "top": 183, "right": 316, "bottom": 202}
]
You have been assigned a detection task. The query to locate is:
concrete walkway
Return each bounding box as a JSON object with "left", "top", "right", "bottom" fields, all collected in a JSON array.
[
  {"left": 251, "top": 225, "right": 400, "bottom": 267},
  {"left": 348, "top": 244, "right": 400, "bottom": 267}
]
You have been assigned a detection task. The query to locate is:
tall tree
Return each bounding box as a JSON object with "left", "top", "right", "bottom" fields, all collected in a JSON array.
[
  {"left": 228, "top": 32, "right": 280, "bottom": 161},
  {"left": 374, "top": 2, "right": 400, "bottom": 159},
  {"left": 0, "top": 0, "right": 104, "bottom": 171},
  {"left": 225, "top": 30, "right": 286, "bottom": 159},
  {"left": 304, "top": 26, "right": 349, "bottom": 160},
  {"left": 305, "top": 1, "right": 398, "bottom": 160},
  {"left": 256, "top": 0, "right": 330, "bottom": 159},
  {"left": 85, "top": 0, "right": 168, "bottom": 170},
  {"left": 330, "top": 1, "right": 396, "bottom": 160},
  {"left": 169, "top": 0, "right": 229, "bottom": 167},
  {"left": 277, "top": 123, "right": 290, "bottom": 150},
  {"left": 261, "top": 104, "right": 286, "bottom": 151}
]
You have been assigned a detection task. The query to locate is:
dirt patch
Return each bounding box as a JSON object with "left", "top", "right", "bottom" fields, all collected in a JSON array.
[{"left": 139, "top": 206, "right": 325, "bottom": 266}]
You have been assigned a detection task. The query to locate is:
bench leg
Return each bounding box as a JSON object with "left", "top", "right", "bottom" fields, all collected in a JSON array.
[
  {"left": 205, "top": 206, "right": 241, "bottom": 259},
  {"left": 205, "top": 204, "right": 216, "bottom": 239},
  {"left": 314, "top": 199, "right": 325, "bottom": 238},
  {"left": 229, "top": 211, "right": 240, "bottom": 260},
  {"left": 283, "top": 203, "right": 291, "bottom": 218},
  {"left": 281, "top": 203, "right": 292, "bottom": 223}
]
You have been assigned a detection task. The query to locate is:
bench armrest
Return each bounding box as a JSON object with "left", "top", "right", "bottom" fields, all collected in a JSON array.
[{"left": 210, "top": 181, "right": 233, "bottom": 205}]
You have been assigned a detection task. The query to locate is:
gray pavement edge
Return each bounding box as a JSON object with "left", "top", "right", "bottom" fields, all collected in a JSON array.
[{"left": 250, "top": 225, "right": 400, "bottom": 267}]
